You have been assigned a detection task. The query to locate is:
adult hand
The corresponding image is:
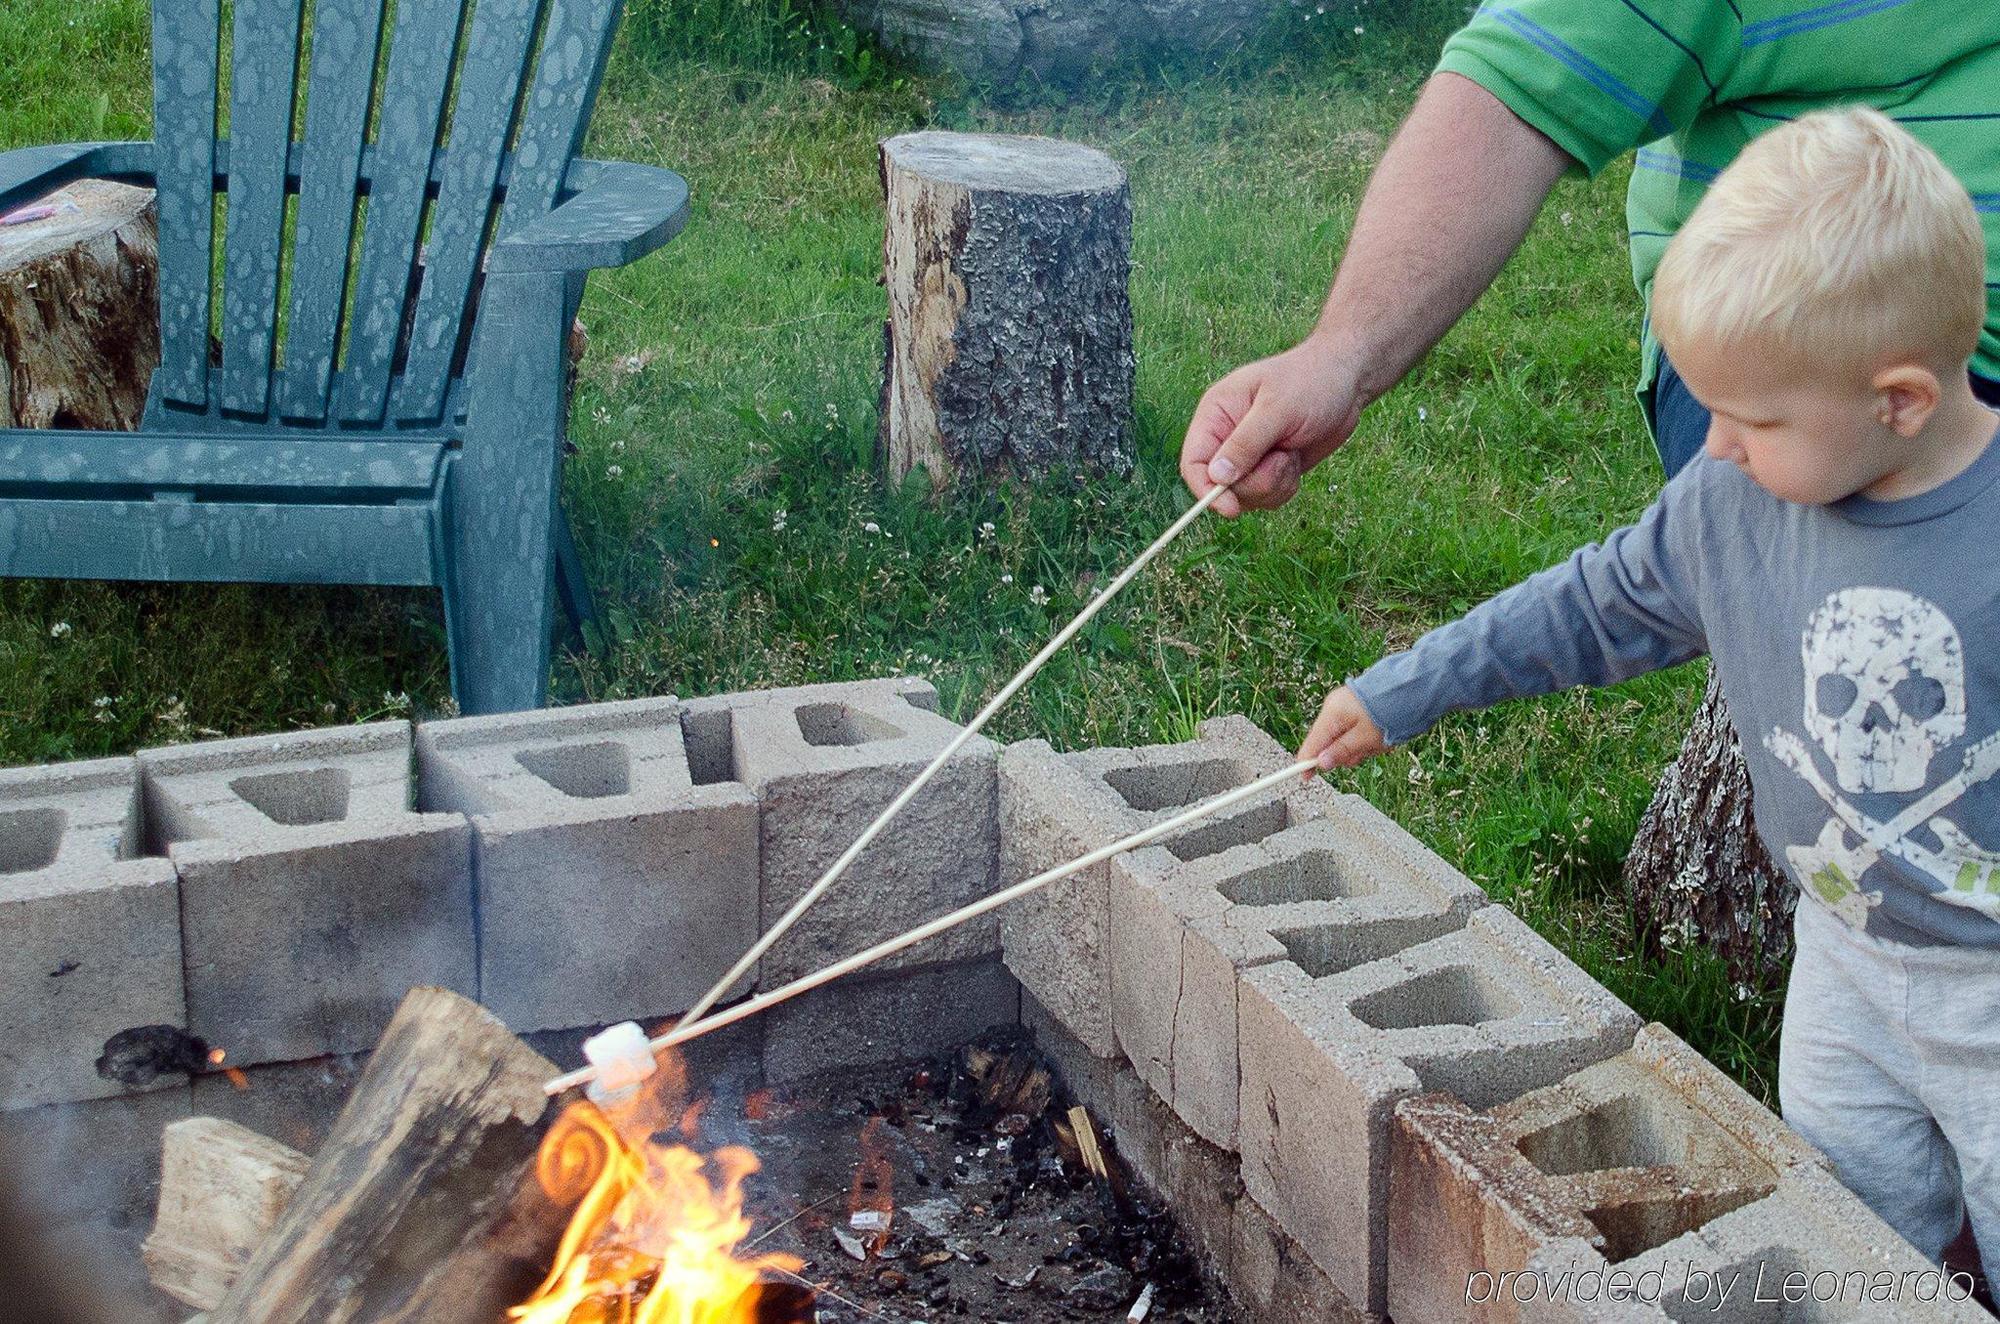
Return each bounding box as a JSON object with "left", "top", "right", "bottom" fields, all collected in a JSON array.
[
  {"left": 1180, "top": 334, "right": 1363, "bottom": 518},
  {"left": 1298, "top": 684, "right": 1387, "bottom": 774}
]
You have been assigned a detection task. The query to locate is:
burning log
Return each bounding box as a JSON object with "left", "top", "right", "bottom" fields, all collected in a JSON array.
[{"left": 207, "top": 986, "right": 568, "bottom": 1324}]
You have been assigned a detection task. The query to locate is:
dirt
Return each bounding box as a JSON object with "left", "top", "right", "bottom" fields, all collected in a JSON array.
[{"left": 713, "top": 1028, "right": 1243, "bottom": 1324}]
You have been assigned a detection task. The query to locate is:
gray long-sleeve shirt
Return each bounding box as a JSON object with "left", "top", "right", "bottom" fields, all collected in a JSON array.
[{"left": 1350, "top": 431, "right": 2000, "bottom": 949}]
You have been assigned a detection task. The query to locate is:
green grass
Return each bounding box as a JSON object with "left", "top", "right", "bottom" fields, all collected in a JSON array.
[{"left": 0, "top": 0, "right": 1782, "bottom": 1099}]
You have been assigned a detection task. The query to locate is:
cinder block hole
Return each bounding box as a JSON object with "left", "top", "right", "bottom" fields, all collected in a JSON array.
[
  {"left": 229, "top": 767, "right": 351, "bottom": 825},
  {"left": 1220, "top": 846, "right": 1376, "bottom": 905},
  {"left": 1103, "top": 756, "right": 1254, "bottom": 812},
  {"left": 1349, "top": 963, "right": 1521, "bottom": 1029},
  {"left": 1275, "top": 910, "right": 1464, "bottom": 978},
  {"left": 1589, "top": 1184, "right": 1775, "bottom": 1269},
  {"left": 516, "top": 741, "right": 632, "bottom": 799},
  {"left": 1516, "top": 1092, "right": 1709, "bottom": 1176},
  {"left": 1165, "top": 800, "right": 1290, "bottom": 862},
  {"left": 680, "top": 708, "right": 741, "bottom": 785},
  {"left": 795, "top": 702, "right": 902, "bottom": 747},
  {"left": 0, "top": 806, "right": 66, "bottom": 873}
]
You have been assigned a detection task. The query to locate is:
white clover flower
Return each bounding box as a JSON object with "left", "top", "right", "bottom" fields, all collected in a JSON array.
[
  {"left": 605, "top": 464, "right": 623, "bottom": 479},
  {"left": 772, "top": 509, "right": 789, "bottom": 533},
  {"left": 93, "top": 695, "right": 113, "bottom": 708},
  {"left": 1029, "top": 584, "right": 1049, "bottom": 606},
  {"left": 1417, "top": 406, "right": 1428, "bottom": 423},
  {"left": 978, "top": 521, "right": 996, "bottom": 542},
  {"left": 864, "top": 521, "right": 881, "bottom": 534},
  {"left": 49, "top": 621, "right": 71, "bottom": 639},
  {"left": 1000, "top": 573, "right": 1014, "bottom": 585}
]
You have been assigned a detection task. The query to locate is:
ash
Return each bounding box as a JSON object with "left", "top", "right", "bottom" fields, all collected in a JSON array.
[{"left": 729, "top": 1029, "right": 1241, "bottom": 1324}]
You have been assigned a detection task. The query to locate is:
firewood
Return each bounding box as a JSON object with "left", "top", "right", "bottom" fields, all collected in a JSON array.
[
  {"left": 208, "top": 987, "right": 568, "bottom": 1324},
  {"left": 143, "top": 1118, "right": 310, "bottom": 1311},
  {"left": 0, "top": 179, "right": 159, "bottom": 430}
]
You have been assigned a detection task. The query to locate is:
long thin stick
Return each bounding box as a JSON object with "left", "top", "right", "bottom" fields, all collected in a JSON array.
[
  {"left": 546, "top": 756, "right": 1314, "bottom": 1097},
  {"left": 671, "top": 484, "right": 1232, "bottom": 1031}
]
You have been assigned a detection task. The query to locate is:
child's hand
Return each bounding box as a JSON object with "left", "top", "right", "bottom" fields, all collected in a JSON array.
[{"left": 1298, "top": 685, "right": 1387, "bottom": 774}]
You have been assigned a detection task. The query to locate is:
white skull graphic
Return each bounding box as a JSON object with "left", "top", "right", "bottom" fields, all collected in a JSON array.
[{"left": 1801, "top": 588, "right": 1965, "bottom": 794}]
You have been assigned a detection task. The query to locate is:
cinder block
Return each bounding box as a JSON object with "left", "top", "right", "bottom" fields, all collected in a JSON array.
[
  {"left": 140, "top": 723, "right": 474, "bottom": 1064},
  {"left": 1, "top": 757, "right": 185, "bottom": 1110},
  {"left": 190, "top": 1053, "right": 368, "bottom": 1157},
  {"left": 703, "top": 678, "right": 998, "bottom": 986},
  {"left": 1001, "top": 714, "right": 1310, "bottom": 1061},
  {"left": 1238, "top": 905, "right": 1640, "bottom": 1314},
  {"left": 1233, "top": 1193, "right": 1378, "bottom": 1323},
  {"left": 1111, "top": 792, "right": 1487, "bottom": 1150},
  {"left": 1388, "top": 1023, "right": 1819, "bottom": 1324},
  {"left": 761, "top": 957, "right": 1020, "bottom": 1084},
  {"left": 415, "top": 697, "right": 761, "bottom": 1032},
  {"left": 1021, "top": 989, "right": 1122, "bottom": 1121},
  {"left": 1105, "top": 1067, "right": 1243, "bottom": 1288},
  {"left": 1521, "top": 1165, "right": 1992, "bottom": 1323},
  {"left": 0, "top": 1084, "right": 193, "bottom": 1230}
]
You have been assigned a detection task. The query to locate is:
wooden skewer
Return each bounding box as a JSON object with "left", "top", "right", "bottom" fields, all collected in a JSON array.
[
  {"left": 544, "top": 756, "right": 1315, "bottom": 1096},
  {"left": 670, "top": 483, "right": 1233, "bottom": 1033}
]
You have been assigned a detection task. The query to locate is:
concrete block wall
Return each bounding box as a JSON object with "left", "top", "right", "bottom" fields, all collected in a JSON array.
[
  {"left": 998, "top": 718, "right": 1965, "bottom": 1322},
  {"left": 3, "top": 699, "right": 1979, "bottom": 1322},
  {"left": 1, "top": 757, "right": 182, "bottom": 1109}
]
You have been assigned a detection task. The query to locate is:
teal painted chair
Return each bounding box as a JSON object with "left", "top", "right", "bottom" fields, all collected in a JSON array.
[{"left": 0, "top": 0, "right": 688, "bottom": 714}]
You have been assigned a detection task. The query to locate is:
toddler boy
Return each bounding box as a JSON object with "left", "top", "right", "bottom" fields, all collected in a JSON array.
[{"left": 1301, "top": 107, "right": 1999, "bottom": 1269}]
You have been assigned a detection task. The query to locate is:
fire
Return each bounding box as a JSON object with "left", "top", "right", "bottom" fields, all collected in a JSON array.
[{"left": 509, "top": 1051, "right": 804, "bottom": 1324}]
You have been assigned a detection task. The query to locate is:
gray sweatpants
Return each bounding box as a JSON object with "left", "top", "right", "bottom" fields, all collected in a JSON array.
[{"left": 1780, "top": 898, "right": 2000, "bottom": 1268}]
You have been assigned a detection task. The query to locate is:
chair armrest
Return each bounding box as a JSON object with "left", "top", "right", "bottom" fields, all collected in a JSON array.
[
  {"left": 486, "top": 159, "right": 691, "bottom": 274},
  {"left": 0, "top": 142, "right": 153, "bottom": 212}
]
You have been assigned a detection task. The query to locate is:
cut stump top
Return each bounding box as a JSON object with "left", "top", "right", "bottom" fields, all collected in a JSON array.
[
  {"left": 0, "top": 179, "right": 155, "bottom": 271},
  {"left": 881, "top": 131, "right": 1127, "bottom": 196}
]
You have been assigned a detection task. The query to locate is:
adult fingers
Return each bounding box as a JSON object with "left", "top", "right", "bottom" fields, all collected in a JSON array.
[{"left": 1229, "top": 448, "right": 1304, "bottom": 513}]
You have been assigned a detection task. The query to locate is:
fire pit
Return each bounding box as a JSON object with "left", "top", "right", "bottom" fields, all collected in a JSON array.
[{"left": 1, "top": 680, "right": 1986, "bottom": 1322}]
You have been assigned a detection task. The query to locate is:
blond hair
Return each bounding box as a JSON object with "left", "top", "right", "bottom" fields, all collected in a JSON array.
[{"left": 1651, "top": 106, "right": 1986, "bottom": 372}]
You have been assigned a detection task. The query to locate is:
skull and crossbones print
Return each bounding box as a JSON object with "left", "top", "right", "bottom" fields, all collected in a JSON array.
[{"left": 1763, "top": 587, "right": 2000, "bottom": 926}]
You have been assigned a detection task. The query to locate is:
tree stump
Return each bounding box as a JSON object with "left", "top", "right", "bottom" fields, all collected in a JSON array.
[
  {"left": 1622, "top": 667, "right": 1797, "bottom": 984},
  {"left": 0, "top": 179, "right": 160, "bottom": 431},
  {"left": 879, "top": 131, "right": 1134, "bottom": 487}
]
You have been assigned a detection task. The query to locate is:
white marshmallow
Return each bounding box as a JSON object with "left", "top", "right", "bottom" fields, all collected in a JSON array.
[{"left": 582, "top": 1021, "right": 655, "bottom": 1104}]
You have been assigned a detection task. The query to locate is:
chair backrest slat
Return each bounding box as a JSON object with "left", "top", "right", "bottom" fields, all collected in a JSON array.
[
  {"left": 151, "top": 0, "right": 224, "bottom": 410},
  {"left": 495, "top": 0, "right": 621, "bottom": 230},
  {"left": 147, "top": 0, "right": 626, "bottom": 428},
  {"left": 332, "top": 0, "right": 467, "bottom": 424},
  {"left": 386, "top": 0, "right": 543, "bottom": 424},
  {"left": 274, "top": 0, "right": 389, "bottom": 421},
  {"left": 216, "top": 0, "right": 307, "bottom": 417}
]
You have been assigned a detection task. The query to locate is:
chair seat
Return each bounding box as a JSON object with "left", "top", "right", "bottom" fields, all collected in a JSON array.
[
  {"left": 0, "top": 429, "right": 449, "bottom": 588},
  {"left": 0, "top": 428, "right": 449, "bottom": 500}
]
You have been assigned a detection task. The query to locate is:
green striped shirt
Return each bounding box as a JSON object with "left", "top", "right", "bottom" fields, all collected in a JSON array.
[{"left": 1437, "top": 1, "right": 2000, "bottom": 389}]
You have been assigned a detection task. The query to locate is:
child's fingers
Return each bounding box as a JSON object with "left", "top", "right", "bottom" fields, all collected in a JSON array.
[
  {"left": 1320, "top": 721, "right": 1381, "bottom": 769},
  {"left": 1297, "top": 701, "right": 1357, "bottom": 777}
]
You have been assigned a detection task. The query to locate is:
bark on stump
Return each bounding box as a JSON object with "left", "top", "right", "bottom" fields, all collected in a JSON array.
[
  {"left": 880, "top": 131, "right": 1134, "bottom": 487},
  {"left": 0, "top": 179, "right": 159, "bottom": 430},
  {"left": 1623, "top": 667, "right": 1797, "bottom": 984}
]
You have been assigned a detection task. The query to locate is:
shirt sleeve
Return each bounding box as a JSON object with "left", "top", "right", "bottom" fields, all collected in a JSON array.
[
  {"left": 1434, "top": 1, "right": 1742, "bottom": 176},
  {"left": 1350, "top": 463, "right": 1711, "bottom": 746}
]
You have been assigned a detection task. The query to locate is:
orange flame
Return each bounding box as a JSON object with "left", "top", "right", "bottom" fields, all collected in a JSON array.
[{"left": 509, "top": 1052, "right": 804, "bottom": 1324}]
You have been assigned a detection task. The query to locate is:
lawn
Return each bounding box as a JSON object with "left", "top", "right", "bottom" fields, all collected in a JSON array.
[{"left": 0, "top": 0, "right": 1782, "bottom": 1097}]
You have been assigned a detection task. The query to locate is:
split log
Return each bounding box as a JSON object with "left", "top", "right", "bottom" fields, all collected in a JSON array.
[
  {"left": 879, "top": 131, "right": 1134, "bottom": 487},
  {"left": 144, "top": 1118, "right": 310, "bottom": 1312},
  {"left": 208, "top": 986, "right": 568, "bottom": 1324},
  {"left": 0, "top": 179, "right": 159, "bottom": 430},
  {"left": 1622, "top": 668, "right": 1796, "bottom": 984}
]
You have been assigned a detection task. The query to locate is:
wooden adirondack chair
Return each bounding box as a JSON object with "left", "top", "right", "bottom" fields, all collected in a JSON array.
[{"left": 0, "top": 0, "right": 688, "bottom": 714}]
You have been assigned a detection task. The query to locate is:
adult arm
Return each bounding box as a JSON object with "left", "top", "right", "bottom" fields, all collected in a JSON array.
[{"left": 1181, "top": 70, "right": 1572, "bottom": 516}]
